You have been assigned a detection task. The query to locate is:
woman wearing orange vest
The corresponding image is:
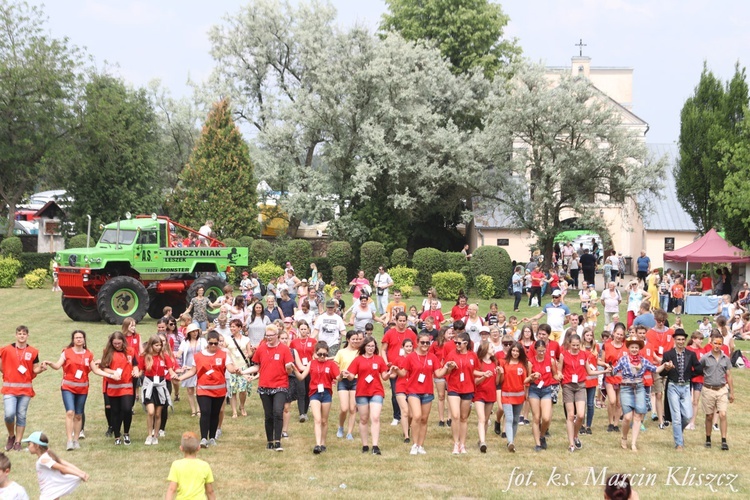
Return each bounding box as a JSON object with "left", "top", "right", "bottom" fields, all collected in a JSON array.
[
  {"left": 498, "top": 341, "right": 533, "bottom": 452},
  {"left": 98, "top": 331, "right": 140, "bottom": 446},
  {"left": 0, "top": 325, "right": 47, "bottom": 451},
  {"left": 178, "top": 330, "right": 241, "bottom": 449},
  {"left": 43, "top": 330, "right": 114, "bottom": 451}
]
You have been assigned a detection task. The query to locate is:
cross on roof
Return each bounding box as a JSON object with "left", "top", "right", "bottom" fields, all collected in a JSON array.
[{"left": 575, "top": 38, "right": 587, "bottom": 57}]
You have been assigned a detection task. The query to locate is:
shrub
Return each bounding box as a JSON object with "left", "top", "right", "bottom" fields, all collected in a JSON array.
[
  {"left": 23, "top": 268, "right": 48, "bottom": 289},
  {"left": 223, "top": 237, "right": 241, "bottom": 248},
  {"left": 390, "top": 248, "right": 409, "bottom": 268},
  {"left": 332, "top": 265, "right": 348, "bottom": 291},
  {"left": 68, "top": 234, "right": 90, "bottom": 249},
  {"left": 444, "top": 252, "right": 466, "bottom": 272},
  {"left": 285, "top": 239, "right": 313, "bottom": 276},
  {"left": 0, "top": 236, "right": 22, "bottom": 258},
  {"left": 238, "top": 236, "right": 254, "bottom": 248},
  {"left": 250, "top": 239, "right": 273, "bottom": 267},
  {"left": 0, "top": 257, "right": 22, "bottom": 288},
  {"left": 475, "top": 274, "right": 496, "bottom": 300},
  {"left": 360, "top": 241, "right": 387, "bottom": 279},
  {"left": 327, "top": 241, "right": 353, "bottom": 270},
  {"left": 412, "top": 248, "right": 446, "bottom": 294},
  {"left": 431, "top": 271, "right": 466, "bottom": 301},
  {"left": 20, "top": 253, "right": 55, "bottom": 276},
  {"left": 389, "top": 266, "right": 418, "bottom": 299},
  {"left": 312, "top": 257, "right": 331, "bottom": 284},
  {"left": 252, "top": 260, "right": 284, "bottom": 285},
  {"left": 470, "top": 246, "right": 512, "bottom": 298}
]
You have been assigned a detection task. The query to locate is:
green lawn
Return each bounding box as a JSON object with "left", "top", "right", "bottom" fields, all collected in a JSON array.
[{"left": 1, "top": 285, "right": 748, "bottom": 499}]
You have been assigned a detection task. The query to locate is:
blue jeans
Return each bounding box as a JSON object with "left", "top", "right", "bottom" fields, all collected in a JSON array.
[
  {"left": 61, "top": 390, "right": 88, "bottom": 415},
  {"left": 192, "top": 320, "right": 208, "bottom": 332},
  {"left": 502, "top": 403, "right": 523, "bottom": 444},
  {"left": 585, "top": 386, "right": 597, "bottom": 428},
  {"left": 620, "top": 383, "right": 647, "bottom": 415},
  {"left": 389, "top": 378, "right": 401, "bottom": 421},
  {"left": 667, "top": 383, "right": 692, "bottom": 447},
  {"left": 3, "top": 395, "right": 31, "bottom": 427}
]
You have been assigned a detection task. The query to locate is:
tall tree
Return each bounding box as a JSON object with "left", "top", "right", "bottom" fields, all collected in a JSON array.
[
  {"left": 472, "top": 63, "right": 665, "bottom": 260},
  {"left": 62, "top": 75, "right": 163, "bottom": 234},
  {"left": 380, "top": 0, "right": 520, "bottom": 79},
  {"left": 173, "top": 98, "right": 259, "bottom": 239},
  {"left": 0, "top": 0, "right": 83, "bottom": 235}
]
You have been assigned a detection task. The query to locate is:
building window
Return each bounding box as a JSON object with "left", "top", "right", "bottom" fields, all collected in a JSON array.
[
  {"left": 664, "top": 237, "right": 675, "bottom": 251},
  {"left": 496, "top": 239, "right": 509, "bottom": 246}
]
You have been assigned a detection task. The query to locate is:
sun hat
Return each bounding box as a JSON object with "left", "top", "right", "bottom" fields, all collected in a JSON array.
[
  {"left": 624, "top": 335, "right": 644, "bottom": 348},
  {"left": 185, "top": 323, "right": 201, "bottom": 335}
]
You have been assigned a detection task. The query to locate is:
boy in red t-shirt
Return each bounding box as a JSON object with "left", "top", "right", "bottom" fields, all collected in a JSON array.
[{"left": 671, "top": 278, "right": 685, "bottom": 315}]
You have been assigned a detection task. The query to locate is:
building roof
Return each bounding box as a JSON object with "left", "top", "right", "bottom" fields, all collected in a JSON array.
[{"left": 640, "top": 144, "right": 697, "bottom": 232}]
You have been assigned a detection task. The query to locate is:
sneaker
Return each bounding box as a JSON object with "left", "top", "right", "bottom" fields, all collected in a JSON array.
[
  {"left": 282, "top": 431, "right": 289, "bottom": 438},
  {"left": 4, "top": 436, "right": 14, "bottom": 452},
  {"left": 152, "top": 437, "right": 159, "bottom": 445},
  {"left": 613, "top": 426, "right": 620, "bottom": 432},
  {"left": 501, "top": 432, "right": 507, "bottom": 439},
  {"left": 585, "top": 427, "right": 592, "bottom": 435},
  {"left": 540, "top": 436, "right": 547, "bottom": 450},
  {"left": 159, "top": 430, "right": 166, "bottom": 438},
  {"left": 479, "top": 442, "right": 487, "bottom": 453},
  {"left": 266, "top": 442, "right": 274, "bottom": 450},
  {"left": 410, "top": 444, "right": 419, "bottom": 455},
  {"left": 313, "top": 445, "right": 322, "bottom": 454},
  {"left": 200, "top": 438, "right": 208, "bottom": 449},
  {"left": 640, "top": 423, "right": 647, "bottom": 432},
  {"left": 651, "top": 413, "right": 658, "bottom": 422},
  {"left": 337, "top": 427, "right": 344, "bottom": 438},
  {"left": 114, "top": 438, "right": 122, "bottom": 446},
  {"left": 545, "top": 430, "right": 551, "bottom": 437},
  {"left": 574, "top": 437, "right": 582, "bottom": 450},
  {"left": 105, "top": 427, "right": 114, "bottom": 438},
  {"left": 459, "top": 444, "right": 467, "bottom": 454},
  {"left": 439, "top": 420, "right": 446, "bottom": 428},
  {"left": 346, "top": 433, "right": 353, "bottom": 440},
  {"left": 507, "top": 442, "right": 515, "bottom": 453},
  {"left": 320, "top": 445, "right": 327, "bottom": 452},
  {"left": 534, "top": 445, "right": 543, "bottom": 452},
  {"left": 73, "top": 441, "right": 80, "bottom": 450},
  {"left": 123, "top": 435, "right": 131, "bottom": 445},
  {"left": 493, "top": 421, "right": 501, "bottom": 435},
  {"left": 362, "top": 446, "right": 369, "bottom": 453},
  {"left": 447, "top": 419, "right": 452, "bottom": 427},
  {"left": 372, "top": 446, "right": 381, "bottom": 455},
  {"left": 721, "top": 442, "right": 729, "bottom": 451},
  {"left": 78, "top": 430, "right": 85, "bottom": 440},
  {"left": 404, "top": 437, "right": 410, "bottom": 444},
  {"left": 208, "top": 438, "right": 216, "bottom": 447},
  {"left": 568, "top": 445, "right": 576, "bottom": 452},
  {"left": 144, "top": 436, "right": 153, "bottom": 446},
  {"left": 417, "top": 446, "right": 426, "bottom": 455},
  {"left": 663, "top": 421, "right": 670, "bottom": 428},
  {"left": 518, "top": 418, "right": 526, "bottom": 426},
  {"left": 216, "top": 429, "right": 222, "bottom": 439},
  {"left": 274, "top": 442, "right": 283, "bottom": 452},
  {"left": 391, "top": 419, "right": 400, "bottom": 426},
  {"left": 658, "top": 423, "right": 666, "bottom": 430},
  {"left": 299, "top": 414, "right": 307, "bottom": 423},
  {"left": 452, "top": 443, "right": 460, "bottom": 455},
  {"left": 713, "top": 423, "right": 720, "bottom": 431},
  {"left": 705, "top": 440, "right": 711, "bottom": 448},
  {"left": 607, "top": 424, "right": 615, "bottom": 433},
  {"left": 66, "top": 440, "right": 75, "bottom": 451}
]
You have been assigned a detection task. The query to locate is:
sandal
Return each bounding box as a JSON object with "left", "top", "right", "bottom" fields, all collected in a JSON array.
[
  {"left": 191, "top": 412, "right": 197, "bottom": 417},
  {"left": 621, "top": 437, "right": 627, "bottom": 450}
]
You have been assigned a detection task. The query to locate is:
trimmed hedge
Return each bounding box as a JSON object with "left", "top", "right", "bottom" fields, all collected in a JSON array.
[
  {"left": 471, "top": 246, "right": 512, "bottom": 298},
  {"left": 250, "top": 239, "right": 273, "bottom": 267},
  {"left": 20, "top": 253, "right": 55, "bottom": 276},
  {"left": 389, "top": 266, "right": 418, "bottom": 299},
  {"left": 332, "top": 265, "right": 348, "bottom": 291},
  {"left": 390, "top": 248, "right": 409, "bottom": 268},
  {"left": 444, "top": 252, "right": 466, "bottom": 272},
  {"left": 412, "top": 247, "right": 446, "bottom": 294},
  {"left": 252, "top": 260, "right": 284, "bottom": 286},
  {"left": 431, "top": 271, "right": 466, "bottom": 301},
  {"left": 360, "top": 241, "right": 387, "bottom": 279},
  {"left": 0, "top": 257, "right": 21, "bottom": 288},
  {"left": 327, "top": 241, "right": 353, "bottom": 270},
  {"left": 312, "top": 257, "right": 331, "bottom": 283},
  {"left": 238, "top": 236, "right": 254, "bottom": 248},
  {"left": 475, "top": 274, "right": 496, "bottom": 300},
  {"left": 223, "top": 237, "right": 241, "bottom": 248},
  {"left": 0, "top": 236, "right": 22, "bottom": 258},
  {"left": 285, "top": 239, "right": 313, "bottom": 277},
  {"left": 23, "top": 268, "right": 48, "bottom": 289},
  {"left": 68, "top": 234, "right": 89, "bottom": 249}
]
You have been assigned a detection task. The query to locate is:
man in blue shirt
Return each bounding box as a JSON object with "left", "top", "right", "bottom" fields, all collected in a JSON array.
[{"left": 636, "top": 250, "right": 651, "bottom": 288}]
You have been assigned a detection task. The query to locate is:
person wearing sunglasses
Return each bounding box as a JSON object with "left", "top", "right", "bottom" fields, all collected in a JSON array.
[
  {"left": 178, "top": 330, "right": 241, "bottom": 449},
  {"left": 293, "top": 341, "right": 341, "bottom": 454},
  {"left": 700, "top": 332, "right": 735, "bottom": 451},
  {"left": 443, "top": 332, "right": 483, "bottom": 455}
]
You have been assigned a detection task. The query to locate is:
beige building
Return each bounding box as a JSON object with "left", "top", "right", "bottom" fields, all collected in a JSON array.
[{"left": 469, "top": 56, "right": 699, "bottom": 270}]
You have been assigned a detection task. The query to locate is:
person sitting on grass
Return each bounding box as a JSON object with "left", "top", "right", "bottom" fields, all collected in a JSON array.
[{"left": 166, "top": 431, "right": 215, "bottom": 500}]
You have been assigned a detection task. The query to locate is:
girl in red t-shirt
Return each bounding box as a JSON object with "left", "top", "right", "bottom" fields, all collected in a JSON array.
[
  {"left": 294, "top": 340, "right": 341, "bottom": 454},
  {"left": 443, "top": 332, "right": 483, "bottom": 455},
  {"left": 450, "top": 295, "right": 469, "bottom": 322},
  {"left": 603, "top": 324, "right": 628, "bottom": 432},
  {"left": 391, "top": 338, "right": 414, "bottom": 443},
  {"left": 498, "top": 342, "right": 532, "bottom": 452},
  {"left": 528, "top": 340, "right": 559, "bottom": 452},
  {"left": 138, "top": 336, "right": 179, "bottom": 445},
  {"left": 473, "top": 343, "right": 500, "bottom": 453},
  {"left": 428, "top": 326, "right": 455, "bottom": 426},
  {"left": 342, "top": 336, "right": 396, "bottom": 455},
  {"left": 98, "top": 332, "right": 141, "bottom": 445}
]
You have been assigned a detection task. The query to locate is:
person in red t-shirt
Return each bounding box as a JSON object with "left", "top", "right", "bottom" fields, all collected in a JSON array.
[
  {"left": 444, "top": 332, "right": 483, "bottom": 455},
  {"left": 498, "top": 341, "right": 532, "bottom": 452},
  {"left": 390, "top": 338, "right": 414, "bottom": 442},
  {"left": 294, "top": 340, "right": 341, "bottom": 454},
  {"left": 474, "top": 343, "right": 500, "bottom": 453},
  {"left": 528, "top": 340, "right": 559, "bottom": 452},
  {"left": 342, "top": 336, "right": 397, "bottom": 455},
  {"left": 671, "top": 278, "right": 685, "bottom": 315},
  {"left": 645, "top": 309, "right": 673, "bottom": 428},
  {"left": 381, "top": 313, "right": 418, "bottom": 427},
  {"left": 451, "top": 295, "right": 469, "bottom": 322},
  {"left": 44, "top": 330, "right": 113, "bottom": 451},
  {"left": 138, "top": 336, "right": 179, "bottom": 446},
  {"left": 98, "top": 331, "right": 141, "bottom": 445},
  {"left": 428, "top": 326, "right": 455, "bottom": 426},
  {"left": 603, "top": 324, "right": 628, "bottom": 432},
  {"left": 420, "top": 299, "right": 446, "bottom": 327}
]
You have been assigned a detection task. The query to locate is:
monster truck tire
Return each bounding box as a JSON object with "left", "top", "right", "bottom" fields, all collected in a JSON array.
[
  {"left": 62, "top": 296, "right": 101, "bottom": 322},
  {"left": 97, "top": 276, "right": 149, "bottom": 325},
  {"left": 148, "top": 292, "right": 165, "bottom": 319},
  {"left": 186, "top": 275, "right": 227, "bottom": 322}
]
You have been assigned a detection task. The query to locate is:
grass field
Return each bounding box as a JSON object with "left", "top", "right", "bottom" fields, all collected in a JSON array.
[{"left": 1, "top": 285, "right": 748, "bottom": 499}]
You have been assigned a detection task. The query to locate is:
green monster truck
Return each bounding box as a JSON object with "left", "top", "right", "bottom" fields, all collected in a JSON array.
[{"left": 53, "top": 214, "right": 249, "bottom": 325}]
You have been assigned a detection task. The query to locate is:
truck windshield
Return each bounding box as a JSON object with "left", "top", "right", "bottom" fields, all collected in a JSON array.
[{"left": 99, "top": 229, "right": 137, "bottom": 245}]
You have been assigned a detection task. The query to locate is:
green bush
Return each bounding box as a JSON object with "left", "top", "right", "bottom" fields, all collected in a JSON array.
[
  {"left": 412, "top": 247, "right": 446, "bottom": 294},
  {"left": 238, "top": 236, "right": 254, "bottom": 248},
  {"left": 389, "top": 266, "right": 418, "bottom": 299},
  {"left": 0, "top": 236, "right": 22, "bottom": 258},
  {"left": 252, "top": 260, "right": 284, "bottom": 286},
  {"left": 250, "top": 239, "right": 273, "bottom": 267},
  {"left": 20, "top": 253, "right": 55, "bottom": 276},
  {"left": 23, "top": 268, "right": 48, "bottom": 289},
  {"left": 332, "top": 265, "right": 348, "bottom": 291},
  {"left": 327, "top": 241, "right": 353, "bottom": 270},
  {"left": 475, "top": 274, "right": 496, "bottom": 300},
  {"left": 360, "top": 241, "right": 387, "bottom": 279},
  {"left": 68, "top": 234, "right": 90, "bottom": 249},
  {"left": 431, "top": 271, "right": 466, "bottom": 301},
  {"left": 312, "top": 257, "right": 331, "bottom": 283},
  {"left": 285, "top": 239, "right": 313, "bottom": 276},
  {"left": 0, "top": 257, "right": 22, "bottom": 288},
  {"left": 470, "top": 246, "right": 512, "bottom": 298},
  {"left": 390, "top": 248, "right": 409, "bottom": 268},
  {"left": 444, "top": 252, "right": 466, "bottom": 272},
  {"left": 223, "top": 237, "right": 241, "bottom": 248}
]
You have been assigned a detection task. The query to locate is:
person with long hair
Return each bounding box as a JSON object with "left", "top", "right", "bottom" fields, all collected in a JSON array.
[
  {"left": 157, "top": 332, "right": 177, "bottom": 439},
  {"left": 243, "top": 325, "right": 295, "bottom": 451},
  {"left": 528, "top": 340, "right": 558, "bottom": 451},
  {"left": 294, "top": 341, "right": 340, "bottom": 454},
  {"left": 178, "top": 330, "right": 240, "bottom": 448},
  {"left": 43, "top": 330, "right": 112, "bottom": 451},
  {"left": 247, "top": 302, "right": 271, "bottom": 346},
  {"left": 473, "top": 343, "right": 500, "bottom": 453},
  {"left": 428, "top": 326, "right": 454, "bottom": 427},
  {"left": 177, "top": 324, "right": 206, "bottom": 417},
  {"left": 121, "top": 318, "right": 143, "bottom": 409},
  {"left": 391, "top": 338, "right": 414, "bottom": 442},
  {"left": 498, "top": 341, "right": 532, "bottom": 452},
  {"left": 291, "top": 320, "right": 315, "bottom": 423},
  {"left": 99, "top": 331, "right": 140, "bottom": 445},
  {"left": 341, "top": 336, "right": 396, "bottom": 455},
  {"left": 279, "top": 330, "right": 299, "bottom": 439},
  {"left": 492, "top": 334, "right": 514, "bottom": 438},
  {"left": 24, "top": 431, "right": 88, "bottom": 499},
  {"left": 604, "top": 323, "right": 628, "bottom": 432},
  {"left": 518, "top": 325, "right": 535, "bottom": 424},
  {"left": 334, "top": 331, "right": 363, "bottom": 440},
  {"left": 581, "top": 327, "right": 600, "bottom": 434},
  {"left": 444, "top": 332, "right": 483, "bottom": 454},
  {"left": 450, "top": 295, "right": 469, "bottom": 322},
  {"left": 138, "top": 336, "right": 179, "bottom": 445},
  {"left": 685, "top": 331, "right": 705, "bottom": 430},
  {"left": 164, "top": 317, "right": 182, "bottom": 402},
  {"left": 348, "top": 293, "right": 384, "bottom": 331},
  {"left": 225, "top": 319, "right": 251, "bottom": 419}
]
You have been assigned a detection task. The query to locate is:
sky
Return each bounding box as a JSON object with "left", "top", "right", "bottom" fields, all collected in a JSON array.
[{"left": 37, "top": 0, "right": 750, "bottom": 145}]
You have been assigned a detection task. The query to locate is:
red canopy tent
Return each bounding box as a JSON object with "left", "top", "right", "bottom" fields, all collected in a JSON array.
[{"left": 663, "top": 229, "right": 750, "bottom": 264}]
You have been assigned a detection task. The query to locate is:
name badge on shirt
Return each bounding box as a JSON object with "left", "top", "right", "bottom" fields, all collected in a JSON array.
[
  {"left": 206, "top": 369, "right": 215, "bottom": 376},
  {"left": 572, "top": 374, "right": 579, "bottom": 383},
  {"left": 365, "top": 374, "right": 374, "bottom": 383},
  {"left": 418, "top": 373, "right": 426, "bottom": 383},
  {"left": 24, "top": 352, "right": 31, "bottom": 361},
  {"left": 274, "top": 353, "right": 280, "bottom": 361},
  {"left": 550, "top": 350, "right": 556, "bottom": 358},
  {"left": 324, "top": 367, "right": 330, "bottom": 374},
  {"left": 517, "top": 367, "right": 523, "bottom": 375},
  {"left": 74, "top": 369, "right": 83, "bottom": 379},
  {"left": 154, "top": 376, "right": 160, "bottom": 384},
  {"left": 658, "top": 346, "right": 664, "bottom": 354},
  {"left": 216, "top": 358, "right": 223, "bottom": 366},
  {"left": 84, "top": 358, "right": 90, "bottom": 367},
  {"left": 317, "top": 383, "right": 325, "bottom": 393},
  {"left": 470, "top": 359, "right": 474, "bottom": 366},
  {"left": 17, "top": 365, "right": 27, "bottom": 375}
]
